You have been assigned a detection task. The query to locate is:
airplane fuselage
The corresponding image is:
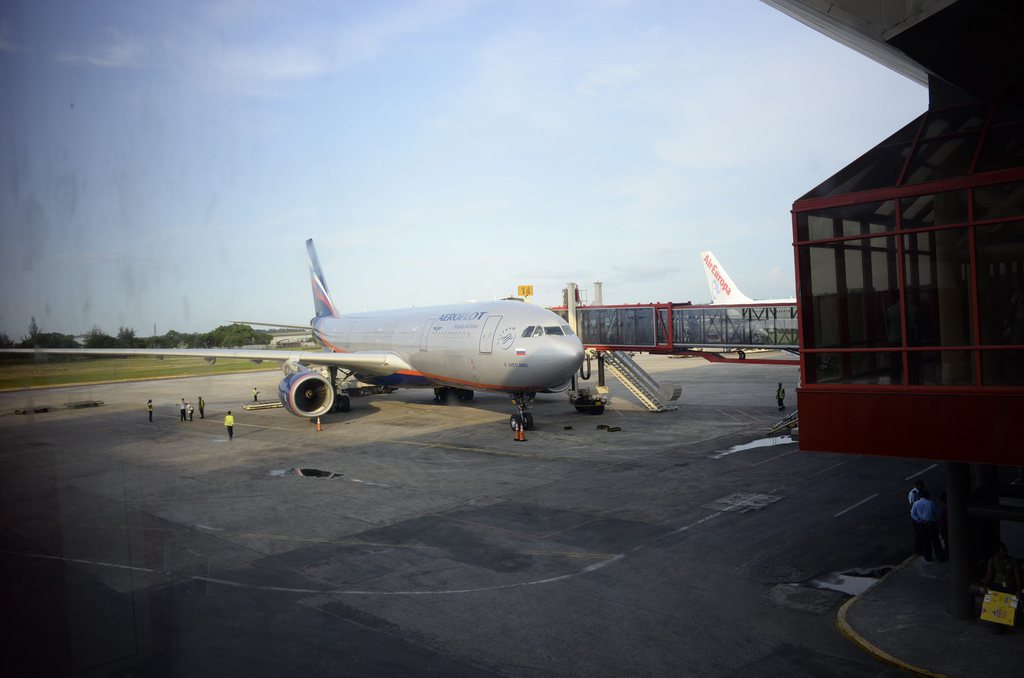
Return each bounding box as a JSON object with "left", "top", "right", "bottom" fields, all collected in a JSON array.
[{"left": 312, "top": 300, "right": 584, "bottom": 393}]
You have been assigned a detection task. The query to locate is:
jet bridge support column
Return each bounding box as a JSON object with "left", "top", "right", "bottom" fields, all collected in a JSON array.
[{"left": 565, "top": 282, "right": 579, "bottom": 336}]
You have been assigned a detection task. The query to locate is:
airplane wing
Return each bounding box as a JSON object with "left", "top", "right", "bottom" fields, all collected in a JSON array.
[
  {"left": 0, "top": 348, "right": 413, "bottom": 377},
  {"left": 229, "top": 320, "right": 312, "bottom": 331}
]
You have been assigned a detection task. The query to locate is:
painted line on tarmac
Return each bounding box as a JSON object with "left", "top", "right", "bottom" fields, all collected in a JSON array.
[
  {"left": 836, "top": 555, "right": 950, "bottom": 678},
  {"left": 833, "top": 493, "right": 878, "bottom": 518},
  {"left": 0, "top": 549, "right": 156, "bottom": 573},
  {"left": 3, "top": 506, "right": 728, "bottom": 599},
  {"left": 1, "top": 544, "right": 620, "bottom": 597},
  {"left": 748, "top": 450, "right": 797, "bottom": 467},
  {"left": 904, "top": 464, "right": 938, "bottom": 481},
  {"left": 808, "top": 460, "right": 847, "bottom": 477}
]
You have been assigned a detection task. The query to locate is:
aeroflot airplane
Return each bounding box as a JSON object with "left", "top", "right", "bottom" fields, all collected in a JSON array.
[
  {"left": 701, "top": 251, "right": 796, "bottom": 305},
  {"left": 4, "top": 240, "right": 585, "bottom": 431}
]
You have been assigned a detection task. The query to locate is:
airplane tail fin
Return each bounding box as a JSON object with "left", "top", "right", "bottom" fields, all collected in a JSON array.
[
  {"left": 306, "top": 239, "right": 337, "bottom": 318},
  {"left": 700, "top": 251, "right": 753, "bottom": 305}
]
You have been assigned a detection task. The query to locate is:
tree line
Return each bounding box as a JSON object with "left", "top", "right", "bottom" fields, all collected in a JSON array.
[{"left": 0, "top": 317, "right": 272, "bottom": 351}]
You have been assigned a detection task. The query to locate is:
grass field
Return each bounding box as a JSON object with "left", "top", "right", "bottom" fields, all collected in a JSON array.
[{"left": 0, "top": 356, "right": 277, "bottom": 390}]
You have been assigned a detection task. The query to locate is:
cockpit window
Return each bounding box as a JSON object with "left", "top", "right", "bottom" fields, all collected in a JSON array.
[
  {"left": 561, "top": 325, "right": 574, "bottom": 336},
  {"left": 533, "top": 326, "right": 544, "bottom": 337},
  {"left": 521, "top": 326, "right": 535, "bottom": 338},
  {"left": 544, "top": 326, "right": 564, "bottom": 335}
]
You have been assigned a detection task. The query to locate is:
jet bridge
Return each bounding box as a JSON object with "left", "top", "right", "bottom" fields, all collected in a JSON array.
[
  {"left": 554, "top": 301, "right": 799, "bottom": 359},
  {"left": 555, "top": 294, "right": 799, "bottom": 412}
]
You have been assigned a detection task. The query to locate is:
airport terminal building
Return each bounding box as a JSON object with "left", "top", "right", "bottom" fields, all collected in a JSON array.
[{"left": 768, "top": 0, "right": 1024, "bottom": 616}]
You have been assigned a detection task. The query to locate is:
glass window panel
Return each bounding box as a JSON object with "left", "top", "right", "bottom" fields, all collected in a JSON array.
[
  {"left": 880, "top": 115, "right": 924, "bottom": 145},
  {"left": 908, "top": 350, "right": 973, "bottom": 385},
  {"left": 975, "top": 221, "right": 1024, "bottom": 345},
  {"left": 903, "top": 136, "right": 978, "bottom": 184},
  {"left": 974, "top": 123, "right": 1024, "bottom": 174},
  {"left": 798, "top": 236, "right": 898, "bottom": 350},
  {"left": 981, "top": 350, "right": 1024, "bottom": 385},
  {"left": 578, "top": 308, "right": 654, "bottom": 345},
  {"left": 922, "top": 106, "right": 986, "bottom": 138},
  {"left": 673, "top": 308, "right": 702, "bottom": 345},
  {"left": 902, "top": 228, "right": 972, "bottom": 346},
  {"left": 797, "top": 201, "right": 895, "bottom": 241},
  {"left": 899, "top": 191, "right": 968, "bottom": 229},
  {"left": 805, "top": 351, "right": 902, "bottom": 385},
  {"left": 990, "top": 102, "right": 1024, "bottom": 126},
  {"left": 702, "top": 308, "right": 726, "bottom": 344},
  {"left": 801, "top": 144, "right": 911, "bottom": 199},
  {"left": 974, "top": 182, "right": 1024, "bottom": 221},
  {"left": 991, "top": 102, "right": 1024, "bottom": 125}
]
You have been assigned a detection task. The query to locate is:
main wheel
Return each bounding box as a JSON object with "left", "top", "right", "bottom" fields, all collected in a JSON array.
[{"left": 335, "top": 395, "right": 351, "bottom": 412}]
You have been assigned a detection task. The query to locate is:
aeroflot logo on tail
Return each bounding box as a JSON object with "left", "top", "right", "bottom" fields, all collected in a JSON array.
[
  {"left": 703, "top": 255, "right": 732, "bottom": 296},
  {"left": 438, "top": 311, "right": 487, "bottom": 322}
]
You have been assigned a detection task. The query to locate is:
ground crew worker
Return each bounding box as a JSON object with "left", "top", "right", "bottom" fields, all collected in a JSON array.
[
  {"left": 776, "top": 383, "right": 785, "bottom": 411},
  {"left": 253, "top": 387, "right": 259, "bottom": 403},
  {"left": 147, "top": 399, "right": 153, "bottom": 422},
  {"left": 198, "top": 396, "right": 205, "bottom": 419},
  {"left": 180, "top": 398, "right": 187, "bottom": 421},
  {"left": 225, "top": 411, "right": 235, "bottom": 440},
  {"left": 187, "top": 401, "right": 194, "bottom": 421}
]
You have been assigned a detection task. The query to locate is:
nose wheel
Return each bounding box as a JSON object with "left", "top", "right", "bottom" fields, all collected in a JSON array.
[
  {"left": 510, "top": 392, "right": 535, "bottom": 431},
  {"left": 510, "top": 412, "right": 535, "bottom": 432}
]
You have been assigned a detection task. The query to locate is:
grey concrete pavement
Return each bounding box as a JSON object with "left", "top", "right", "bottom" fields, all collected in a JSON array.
[
  {"left": 3, "top": 354, "right": 1015, "bottom": 676},
  {"left": 840, "top": 546, "right": 1023, "bottom": 678}
]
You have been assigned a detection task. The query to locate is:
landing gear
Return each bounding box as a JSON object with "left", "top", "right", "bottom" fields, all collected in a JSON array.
[
  {"left": 456, "top": 388, "right": 474, "bottom": 401},
  {"left": 334, "top": 394, "right": 350, "bottom": 412},
  {"left": 433, "top": 387, "right": 450, "bottom": 404},
  {"left": 510, "top": 392, "right": 535, "bottom": 430},
  {"left": 509, "top": 412, "right": 535, "bottom": 432}
]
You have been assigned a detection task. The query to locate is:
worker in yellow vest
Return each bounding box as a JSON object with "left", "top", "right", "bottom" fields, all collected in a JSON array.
[{"left": 224, "top": 411, "right": 235, "bottom": 440}]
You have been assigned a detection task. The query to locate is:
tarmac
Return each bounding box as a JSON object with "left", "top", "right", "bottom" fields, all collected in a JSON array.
[
  {"left": 3, "top": 353, "right": 1023, "bottom": 676},
  {"left": 839, "top": 545, "right": 1022, "bottom": 677}
]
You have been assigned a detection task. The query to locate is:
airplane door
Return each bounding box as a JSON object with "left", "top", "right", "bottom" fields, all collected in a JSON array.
[
  {"left": 479, "top": 315, "right": 503, "bottom": 353},
  {"left": 419, "top": 318, "right": 435, "bottom": 352}
]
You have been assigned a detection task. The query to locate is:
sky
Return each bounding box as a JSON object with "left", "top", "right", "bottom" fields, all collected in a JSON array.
[{"left": 0, "top": 0, "right": 927, "bottom": 338}]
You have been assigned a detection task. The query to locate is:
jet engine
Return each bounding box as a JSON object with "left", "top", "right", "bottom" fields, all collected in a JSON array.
[{"left": 278, "top": 367, "right": 335, "bottom": 418}]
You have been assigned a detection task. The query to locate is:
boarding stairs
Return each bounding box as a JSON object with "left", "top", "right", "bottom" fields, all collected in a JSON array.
[
  {"left": 767, "top": 409, "right": 798, "bottom": 436},
  {"left": 599, "top": 350, "right": 681, "bottom": 412}
]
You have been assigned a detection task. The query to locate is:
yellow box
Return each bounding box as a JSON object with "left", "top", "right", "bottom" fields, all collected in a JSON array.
[{"left": 980, "top": 590, "right": 1018, "bottom": 626}]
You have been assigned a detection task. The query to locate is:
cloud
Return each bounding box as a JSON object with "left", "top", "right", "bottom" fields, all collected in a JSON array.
[
  {"left": 54, "top": 29, "right": 143, "bottom": 69},
  {"left": 578, "top": 63, "right": 644, "bottom": 95},
  {"left": 193, "top": 0, "right": 470, "bottom": 90}
]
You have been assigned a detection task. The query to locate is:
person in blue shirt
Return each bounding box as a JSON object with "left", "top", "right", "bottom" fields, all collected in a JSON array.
[
  {"left": 911, "top": 489, "right": 946, "bottom": 562},
  {"left": 907, "top": 479, "right": 925, "bottom": 506}
]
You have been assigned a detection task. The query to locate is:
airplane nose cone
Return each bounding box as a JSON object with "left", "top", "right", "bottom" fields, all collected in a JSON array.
[{"left": 556, "top": 337, "right": 585, "bottom": 376}]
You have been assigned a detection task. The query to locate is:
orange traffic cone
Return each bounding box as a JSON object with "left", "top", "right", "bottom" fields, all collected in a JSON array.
[
  {"left": 515, "top": 421, "right": 526, "bottom": 442},
  {"left": 316, "top": 417, "right": 322, "bottom": 432}
]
